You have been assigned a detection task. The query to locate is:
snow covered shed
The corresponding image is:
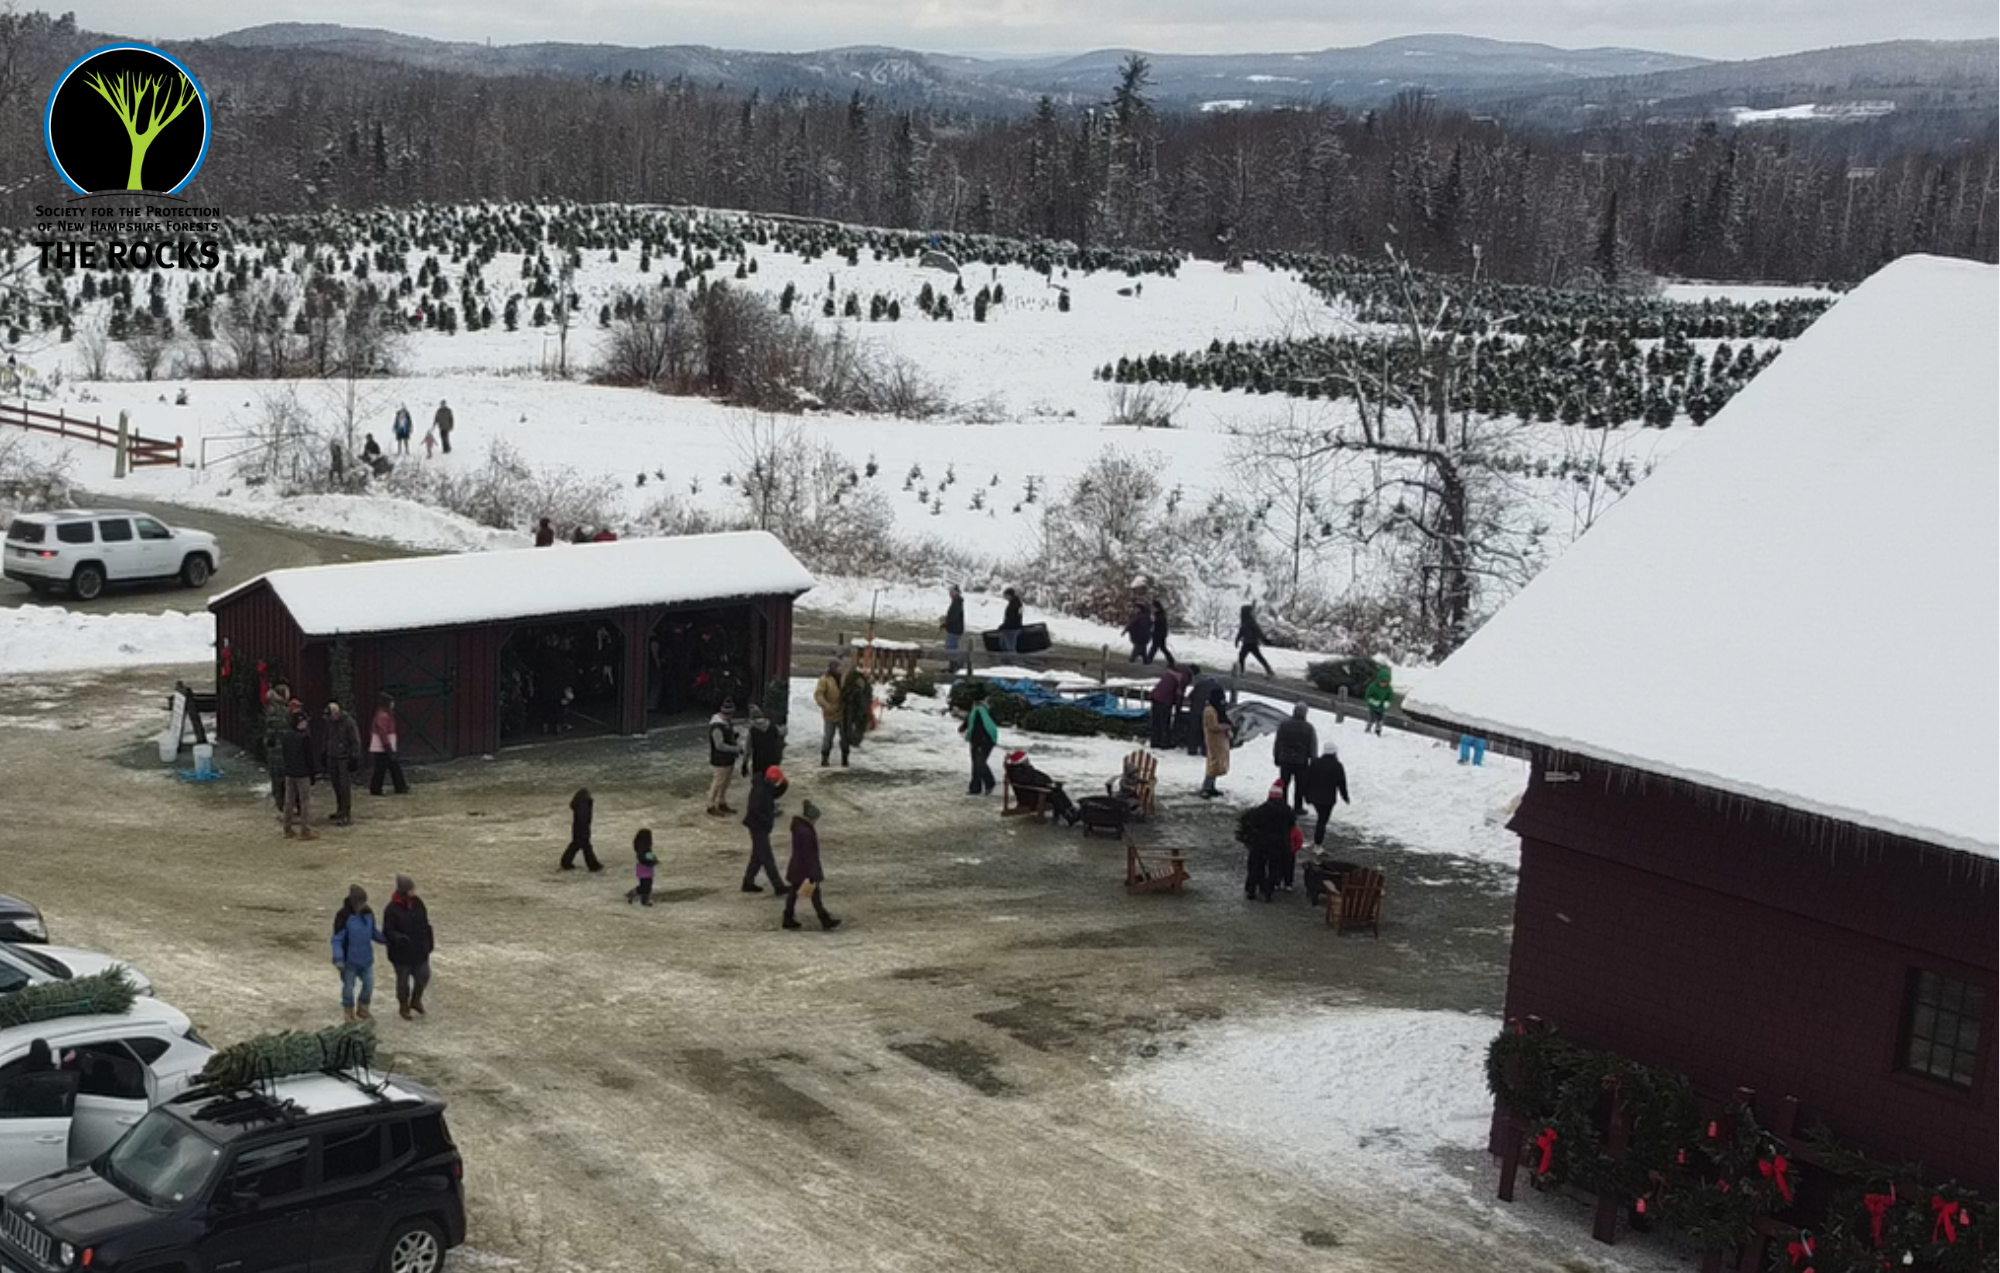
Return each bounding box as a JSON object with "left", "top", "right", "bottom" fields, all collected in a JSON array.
[
  {"left": 1406, "top": 256, "right": 1999, "bottom": 1191},
  {"left": 208, "top": 531, "right": 813, "bottom": 760}
]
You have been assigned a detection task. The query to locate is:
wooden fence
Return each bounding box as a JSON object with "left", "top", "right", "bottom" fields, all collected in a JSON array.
[{"left": 0, "top": 400, "right": 182, "bottom": 469}]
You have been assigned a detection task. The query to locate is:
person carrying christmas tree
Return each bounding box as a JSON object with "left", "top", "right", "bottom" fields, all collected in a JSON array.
[
  {"left": 837, "top": 662, "right": 871, "bottom": 767},
  {"left": 626, "top": 829, "right": 658, "bottom": 907}
]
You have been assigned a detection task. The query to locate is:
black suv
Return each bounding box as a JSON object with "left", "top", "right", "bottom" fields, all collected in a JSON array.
[{"left": 0, "top": 1070, "right": 465, "bottom": 1273}]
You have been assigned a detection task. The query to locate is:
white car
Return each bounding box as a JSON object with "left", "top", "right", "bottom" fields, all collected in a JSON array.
[
  {"left": 0, "top": 943, "right": 154, "bottom": 998},
  {"left": 0, "top": 998, "right": 213, "bottom": 1191},
  {"left": 3, "top": 509, "right": 221, "bottom": 601}
]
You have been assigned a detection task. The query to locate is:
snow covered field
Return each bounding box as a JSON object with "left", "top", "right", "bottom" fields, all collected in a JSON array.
[{"left": 0, "top": 603, "right": 213, "bottom": 674}]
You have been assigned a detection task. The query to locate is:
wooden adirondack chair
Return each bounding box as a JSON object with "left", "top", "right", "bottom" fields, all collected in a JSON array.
[
  {"left": 1125, "top": 838, "right": 1190, "bottom": 894},
  {"left": 1123, "top": 749, "right": 1158, "bottom": 819},
  {"left": 1324, "top": 866, "right": 1384, "bottom": 936},
  {"left": 1002, "top": 774, "right": 1059, "bottom": 822}
]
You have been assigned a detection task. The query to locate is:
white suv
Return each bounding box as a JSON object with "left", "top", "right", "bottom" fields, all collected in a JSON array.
[
  {"left": 0, "top": 998, "right": 214, "bottom": 1190},
  {"left": 3, "top": 509, "right": 221, "bottom": 601},
  {"left": 0, "top": 944, "right": 155, "bottom": 998}
]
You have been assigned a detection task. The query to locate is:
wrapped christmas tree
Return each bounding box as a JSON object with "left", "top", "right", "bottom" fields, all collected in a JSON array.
[
  {"left": 0, "top": 968, "right": 138, "bottom": 1030},
  {"left": 197, "top": 1023, "right": 379, "bottom": 1090}
]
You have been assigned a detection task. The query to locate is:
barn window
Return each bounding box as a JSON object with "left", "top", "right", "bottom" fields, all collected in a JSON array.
[{"left": 1900, "top": 969, "right": 1985, "bottom": 1089}]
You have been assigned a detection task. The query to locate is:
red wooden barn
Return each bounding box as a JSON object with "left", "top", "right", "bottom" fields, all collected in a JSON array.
[
  {"left": 208, "top": 530, "right": 813, "bottom": 761},
  {"left": 1408, "top": 257, "right": 1999, "bottom": 1192}
]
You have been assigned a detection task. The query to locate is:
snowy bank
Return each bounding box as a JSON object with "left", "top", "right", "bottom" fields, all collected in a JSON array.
[{"left": 0, "top": 606, "right": 213, "bottom": 675}]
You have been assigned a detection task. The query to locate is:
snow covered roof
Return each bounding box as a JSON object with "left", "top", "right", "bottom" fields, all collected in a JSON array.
[
  {"left": 1406, "top": 256, "right": 1999, "bottom": 860},
  {"left": 211, "top": 531, "right": 813, "bottom": 636}
]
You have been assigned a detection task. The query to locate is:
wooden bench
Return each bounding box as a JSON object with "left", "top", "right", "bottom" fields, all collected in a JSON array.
[
  {"left": 1126, "top": 839, "right": 1190, "bottom": 894},
  {"left": 1002, "top": 775, "right": 1060, "bottom": 822},
  {"left": 1324, "top": 866, "right": 1384, "bottom": 936}
]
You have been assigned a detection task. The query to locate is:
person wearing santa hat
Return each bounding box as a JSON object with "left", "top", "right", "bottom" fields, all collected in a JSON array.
[
  {"left": 1001, "top": 748, "right": 1080, "bottom": 825},
  {"left": 1244, "top": 779, "right": 1298, "bottom": 902}
]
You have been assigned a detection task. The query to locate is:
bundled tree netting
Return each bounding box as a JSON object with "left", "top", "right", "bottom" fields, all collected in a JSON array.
[
  {"left": 198, "top": 1023, "right": 379, "bottom": 1090},
  {"left": 0, "top": 968, "right": 138, "bottom": 1029}
]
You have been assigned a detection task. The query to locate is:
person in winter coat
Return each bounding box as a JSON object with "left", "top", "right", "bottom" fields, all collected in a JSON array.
[
  {"left": 331, "top": 885, "right": 385, "bottom": 1021},
  {"left": 743, "top": 703, "right": 785, "bottom": 777},
  {"left": 262, "top": 681, "right": 294, "bottom": 809},
  {"left": 1199, "top": 690, "right": 1232, "bottom": 799},
  {"left": 961, "top": 684, "right": 1000, "bottom": 795},
  {"left": 1122, "top": 601, "right": 1154, "bottom": 665},
  {"left": 433, "top": 400, "right": 454, "bottom": 454},
  {"left": 392, "top": 404, "right": 413, "bottom": 455},
  {"left": 941, "top": 585, "right": 968, "bottom": 676},
  {"left": 368, "top": 693, "right": 409, "bottom": 795},
  {"left": 626, "top": 828, "right": 658, "bottom": 906},
  {"left": 998, "top": 587, "right": 1024, "bottom": 654},
  {"left": 814, "top": 660, "right": 846, "bottom": 767},
  {"left": 705, "top": 699, "right": 742, "bottom": 816},
  {"left": 1235, "top": 603, "right": 1274, "bottom": 677},
  {"left": 837, "top": 664, "right": 871, "bottom": 764},
  {"left": 280, "top": 712, "right": 320, "bottom": 840},
  {"left": 1185, "top": 668, "right": 1220, "bottom": 756},
  {"left": 740, "top": 766, "right": 790, "bottom": 893},
  {"left": 382, "top": 874, "right": 434, "bottom": 1020},
  {"left": 561, "top": 787, "right": 602, "bottom": 871},
  {"left": 1271, "top": 702, "right": 1319, "bottom": 814},
  {"left": 1300, "top": 743, "right": 1351, "bottom": 847},
  {"left": 1363, "top": 665, "right": 1393, "bottom": 736},
  {"left": 782, "top": 800, "right": 840, "bottom": 931},
  {"left": 534, "top": 517, "right": 555, "bottom": 548},
  {"left": 1244, "top": 781, "right": 1298, "bottom": 902},
  {"left": 321, "top": 700, "right": 362, "bottom": 826},
  {"left": 1147, "top": 599, "right": 1176, "bottom": 669},
  {"left": 1003, "top": 749, "right": 1080, "bottom": 824},
  {"left": 1147, "top": 667, "right": 1186, "bottom": 750}
]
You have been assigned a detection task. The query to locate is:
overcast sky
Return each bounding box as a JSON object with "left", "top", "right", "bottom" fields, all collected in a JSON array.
[{"left": 76, "top": 0, "right": 1998, "bottom": 61}]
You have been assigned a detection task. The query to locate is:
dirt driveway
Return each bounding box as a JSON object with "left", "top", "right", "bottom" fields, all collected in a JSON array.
[{"left": 0, "top": 665, "right": 1620, "bottom": 1273}]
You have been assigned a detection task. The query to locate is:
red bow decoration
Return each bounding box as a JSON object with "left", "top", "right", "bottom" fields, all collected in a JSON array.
[
  {"left": 1534, "top": 1127, "right": 1558, "bottom": 1176},
  {"left": 1707, "top": 1120, "right": 1720, "bottom": 1139},
  {"left": 1760, "top": 1156, "right": 1795, "bottom": 1204},
  {"left": 1862, "top": 1187, "right": 1896, "bottom": 1247},
  {"left": 1787, "top": 1234, "right": 1816, "bottom": 1268},
  {"left": 1933, "top": 1194, "right": 1960, "bottom": 1244}
]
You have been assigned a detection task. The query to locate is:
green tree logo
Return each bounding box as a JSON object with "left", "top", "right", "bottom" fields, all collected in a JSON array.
[{"left": 45, "top": 44, "right": 211, "bottom": 196}]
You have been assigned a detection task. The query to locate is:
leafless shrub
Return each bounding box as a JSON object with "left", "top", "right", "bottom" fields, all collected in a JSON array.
[
  {"left": 124, "top": 326, "right": 172, "bottom": 381},
  {"left": 383, "top": 439, "right": 619, "bottom": 533},
  {"left": 0, "top": 434, "right": 75, "bottom": 521},
  {"left": 728, "top": 415, "right": 899, "bottom": 574},
  {"left": 228, "top": 385, "right": 320, "bottom": 490},
  {"left": 1105, "top": 381, "right": 1186, "bottom": 429},
  {"left": 74, "top": 320, "right": 110, "bottom": 380},
  {"left": 1030, "top": 446, "right": 1189, "bottom": 624},
  {"left": 629, "top": 492, "right": 742, "bottom": 538}
]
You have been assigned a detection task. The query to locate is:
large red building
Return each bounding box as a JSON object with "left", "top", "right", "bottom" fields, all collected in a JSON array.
[{"left": 1408, "top": 256, "right": 1998, "bottom": 1192}]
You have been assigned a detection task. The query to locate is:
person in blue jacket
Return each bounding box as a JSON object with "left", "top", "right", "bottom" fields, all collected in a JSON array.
[{"left": 331, "top": 884, "right": 386, "bottom": 1022}]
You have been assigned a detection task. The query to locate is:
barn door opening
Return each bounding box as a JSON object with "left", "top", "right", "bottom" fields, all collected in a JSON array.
[
  {"left": 379, "top": 633, "right": 455, "bottom": 760},
  {"left": 498, "top": 620, "right": 626, "bottom": 745},
  {"left": 646, "top": 606, "right": 752, "bottom": 725}
]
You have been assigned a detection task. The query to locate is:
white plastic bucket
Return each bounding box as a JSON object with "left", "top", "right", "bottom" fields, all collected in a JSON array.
[
  {"left": 192, "top": 743, "right": 215, "bottom": 778},
  {"left": 156, "top": 736, "right": 179, "bottom": 764}
]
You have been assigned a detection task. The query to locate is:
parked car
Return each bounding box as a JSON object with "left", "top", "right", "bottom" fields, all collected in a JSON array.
[
  {"left": 0, "top": 997, "right": 213, "bottom": 1192},
  {"left": 0, "top": 896, "right": 46, "bottom": 945},
  {"left": 0, "top": 1069, "right": 466, "bottom": 1273},
  {"left": 0, "top": 943, "right": 154, "bottom": 997},
  {"left": 3, "top": 509, "right": 222, "bottom": 601}
]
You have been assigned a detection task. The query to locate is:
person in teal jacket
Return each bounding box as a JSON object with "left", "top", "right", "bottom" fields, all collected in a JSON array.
[
  {"left": 961, "top": 685, "right": 1000, "bottom": 796},
  {"left": 331, "top": 885, "right": 386, "bottom": 1022},
  {"left": 1363, "top": 665, "right": 1393, "bottom": 736}
]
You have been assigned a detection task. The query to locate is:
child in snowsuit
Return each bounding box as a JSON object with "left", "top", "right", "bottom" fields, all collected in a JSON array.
[
  {"left": 626, "top": 828, "right": 658, "bottom": 906},
  {"left": 561, "top": 788, "right": 602, "bottom": 871}
]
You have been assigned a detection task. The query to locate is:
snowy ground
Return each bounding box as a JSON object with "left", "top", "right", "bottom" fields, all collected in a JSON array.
[{"left": 0, "top": 603, "right": 212, "bottom": 673}]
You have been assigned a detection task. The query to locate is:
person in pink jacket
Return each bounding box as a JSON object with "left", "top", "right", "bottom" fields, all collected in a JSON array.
[{"left": 368, "top": 692, "right": 409, "bottom": 796}]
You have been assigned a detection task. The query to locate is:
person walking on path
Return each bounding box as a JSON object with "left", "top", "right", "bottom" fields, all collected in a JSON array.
[
  {"left": 331, "top": 885, "right": 385, "bottom": 1022},
  {"left": 1199, "top": 689, "right": 1232, "bottom": 799},
  {"left": 743, "top": 702, "right": 785, "bottom": 778},
  {"left": 1300, "top": 743, "right": 1351, "bottom": 848},
  {"left": 626, "top": 829, "right": 658, "bottom": 906},
  {"left": 1147, "top": 599, "right": 1176, "bottom": 668},
  {"left": 998, "top": 587, "right": 1024, "bottom": 655},
  {"left": 961, "top": 684, "right": 999, "bottom": 795},
  {"left": 940, "top": 585, "right": 967, "bottom": 676},
  {"left": 782, "top": 800, "right": 840, "bottom": 931},
  {"left": 1122, "top": 601, "right": 1154, "bottom": 665},
  {"left": 1363, "top": 665, "right": 1393, "bottom": 736},
  {"left": 1235, "top": 602, "right": 1274, "bottom": 677},
  {"left": 382, "top": 875, "right": 433, "bottom": 1020},
  {"left": 392, "top": 404, "right": 413, "bottom": 456},
  {"left": 280, "top": 711, "right": 320, "bottom": 840},
  {"left": 1148, "top": 666, "right": 1187, "bottom": 750},
  {"left": 1271, "top": 702, "right": 1318, "bottom": 815},
  {"left": 561, "top": 788, "right": 602, "bottom": 871},
  {"left": 262, "top": 681, "right": 293, "bottom": 810},
  {"left": 534, "top": 517, "right": 555, "bottom": 548},
  {"left": 433, "top": 399, "right": 454, "bottom": 454},
  {"left": 368, "top": 693, "right": 409, "bottom": 795},
  {"left": 814, "top": 660, "right": 846, "bottom": 767},
  {"left": 1245, "top": 781, "right": 1297, "bottom": 902},
  {"left": 741, "top": 766, "right": 789, "bottom": 893},
  {"left": 321, "top": 700, "right": 361, "bottom": 826},
  {"left": 705, "top": 699, "right": 742, "bottom": 816},
  {"left": 837, "top": 663, "right": 871, "bottom": 766}
]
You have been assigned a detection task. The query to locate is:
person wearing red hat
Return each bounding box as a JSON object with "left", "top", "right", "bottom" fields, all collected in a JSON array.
[
  {"left": 740, "top": 764, "right": 789, "bottom": 893},
  {"left": 1243, "top": 779, "right": 1298, "bottom": 903},
  {"left": 1001, "top": 748, "right": 1080, "bottom": 825}
]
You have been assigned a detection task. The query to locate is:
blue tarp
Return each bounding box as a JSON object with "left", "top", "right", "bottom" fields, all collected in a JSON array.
[{"left": 988, "top": 679, "right": 1148, "bottom": 722}]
